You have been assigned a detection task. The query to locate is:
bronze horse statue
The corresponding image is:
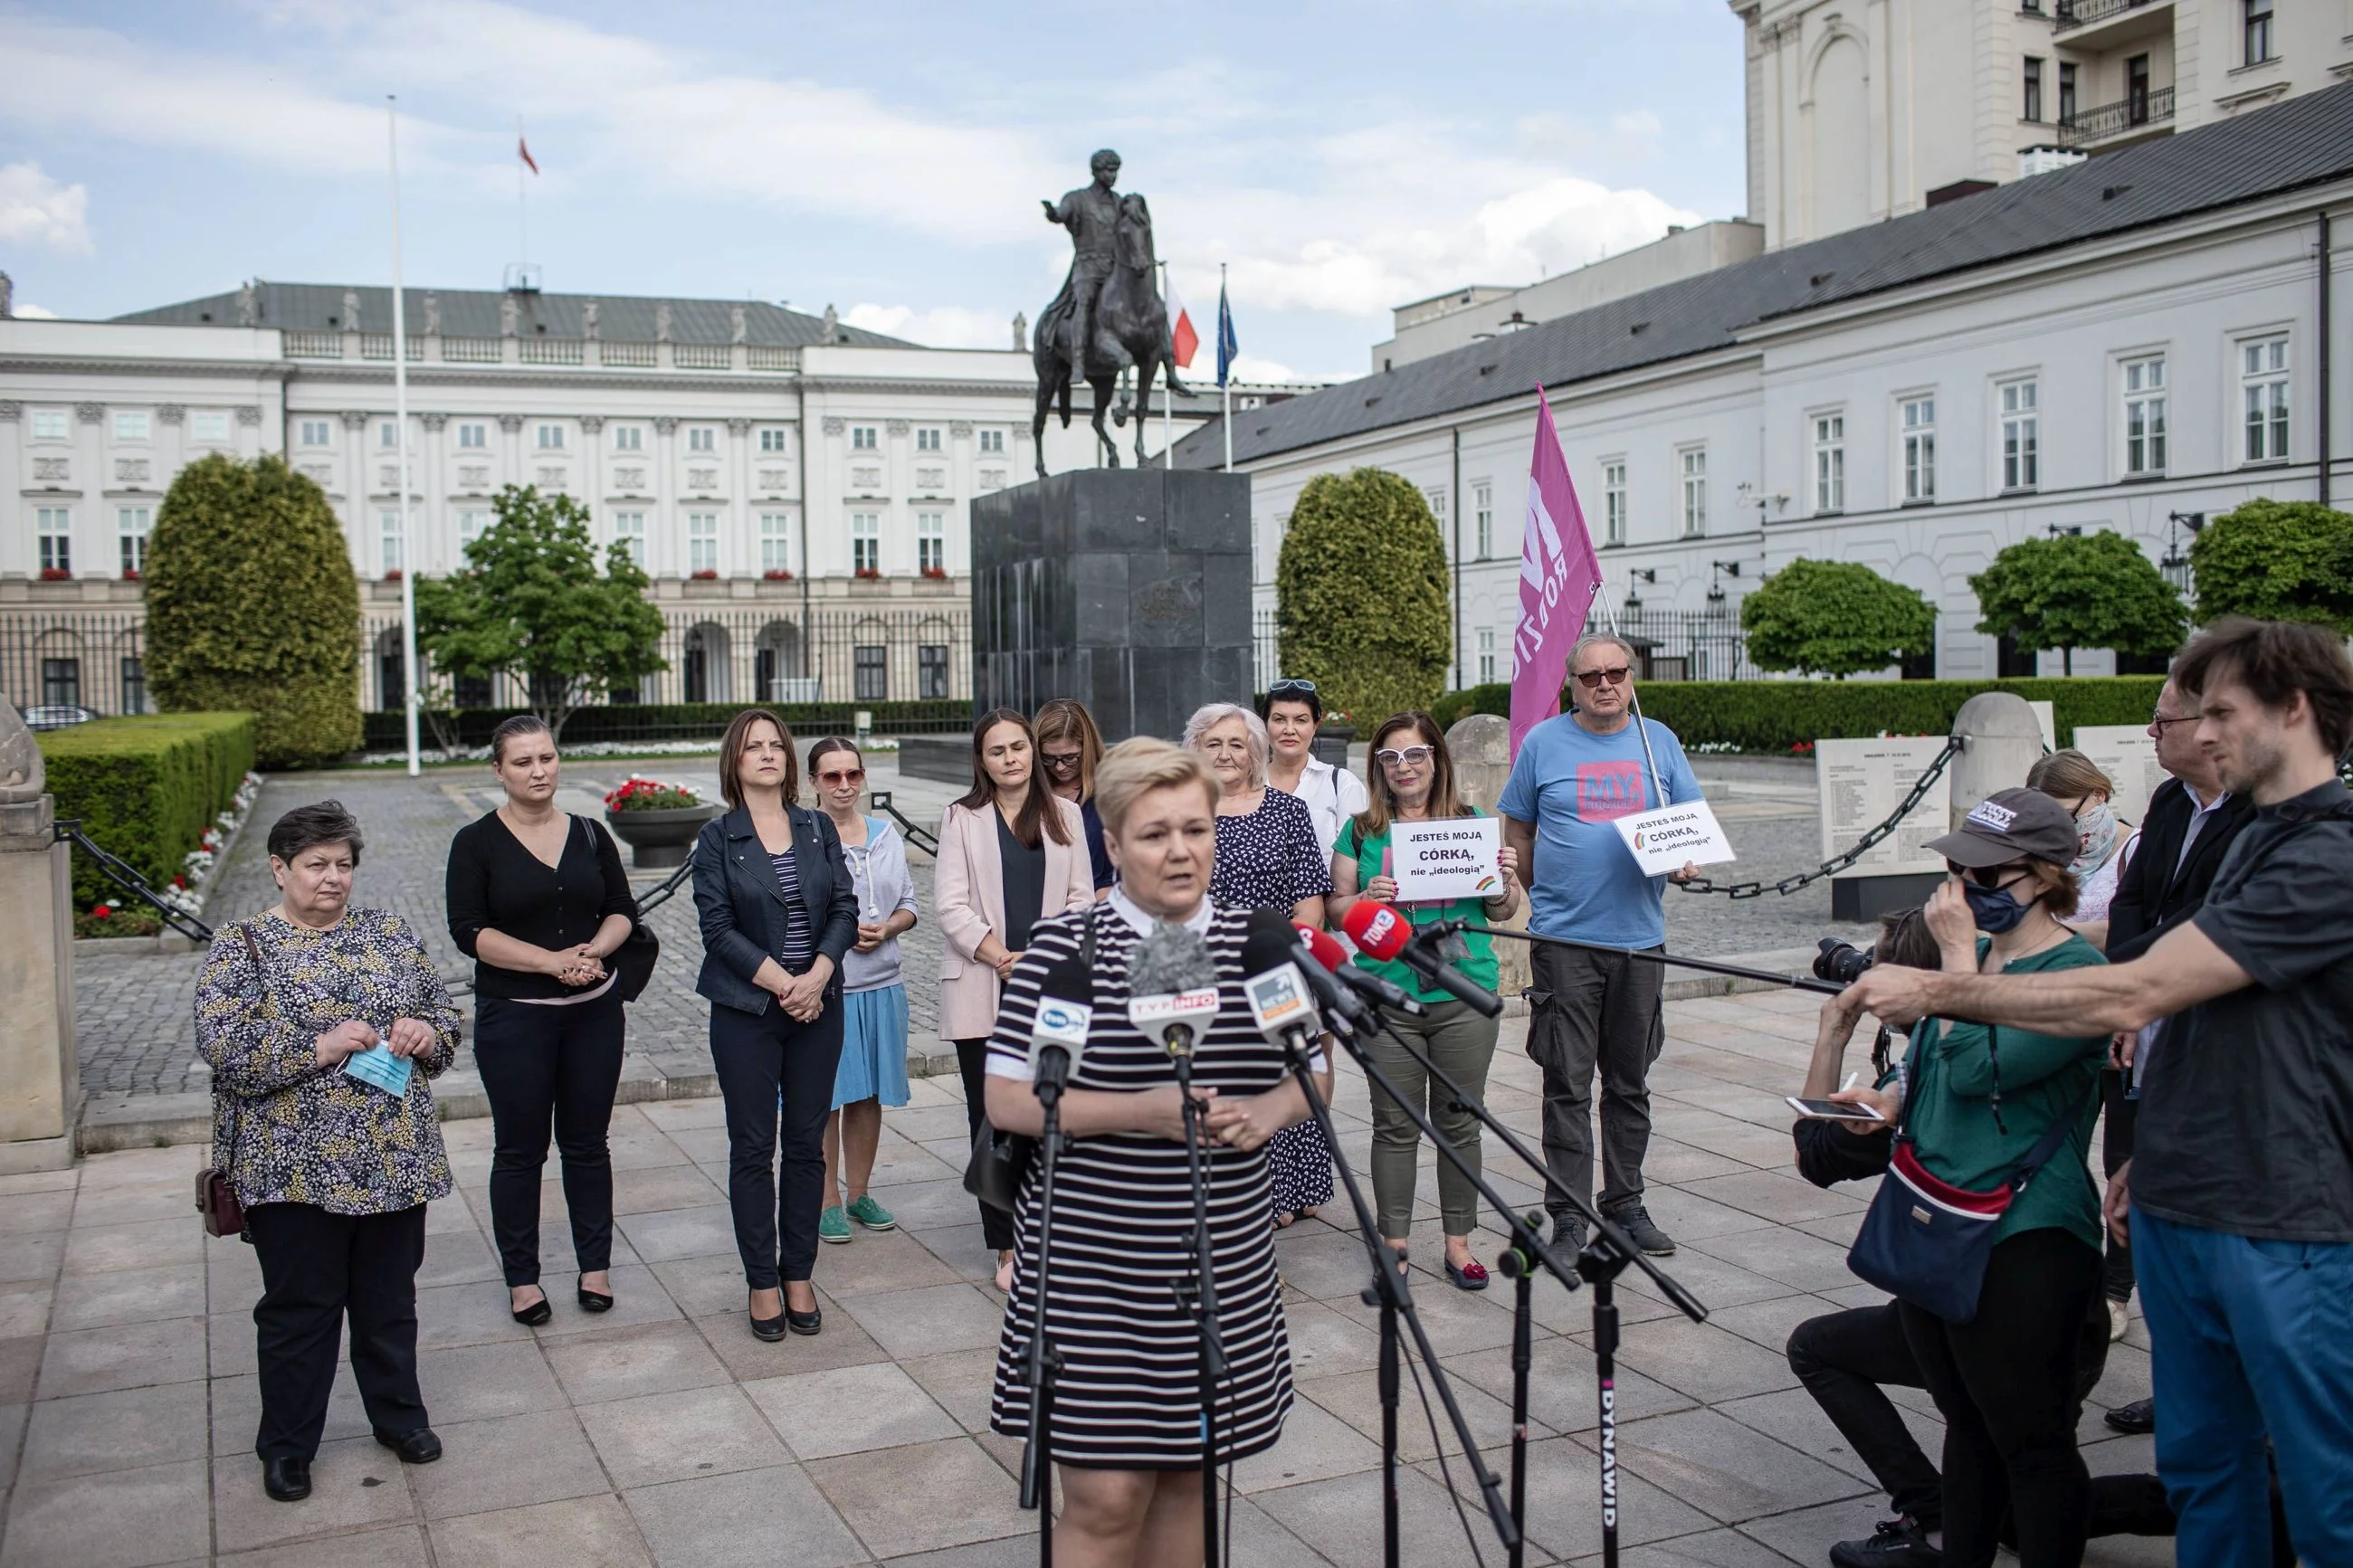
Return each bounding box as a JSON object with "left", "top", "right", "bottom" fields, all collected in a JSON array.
[{"left": 1032, "top": 194, "right": 1187, "bottom": 477}]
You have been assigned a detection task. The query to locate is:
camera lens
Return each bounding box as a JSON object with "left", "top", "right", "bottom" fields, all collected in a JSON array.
[{"left": 1813, "top": 938, "right": 1875, "bottom": 985}]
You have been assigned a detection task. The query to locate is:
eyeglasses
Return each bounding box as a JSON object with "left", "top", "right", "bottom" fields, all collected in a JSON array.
[
  {"left": 1268, "top": 679, "right": 1318, "bottom": 696},
  {"left": 816, "top": 768, "right": 866, "bottom": 786},
  {"left": 1947, "top": 860, "right": 2030, "bottom": 889},
  {"left": 2148, "top": 710, "right": 2198, "bottom": 729},
  {"left": 1041, "top": 751, "right": 1083, "bottom": 771},
  {"left": 1375, "top": 745, "right": 1435, "bottom": 769},
  {"left": 1573, "top": 665, "right": 1632, "bottom": 689}
]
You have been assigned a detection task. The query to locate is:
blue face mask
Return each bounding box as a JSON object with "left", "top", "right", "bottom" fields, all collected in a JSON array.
[{"left": 1962, "top": 879, "right": 2030, "bottom": 934}]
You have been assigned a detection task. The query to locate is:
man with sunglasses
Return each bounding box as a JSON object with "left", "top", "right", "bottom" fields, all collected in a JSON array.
[
  {"left": 1836, "top": 618, "right": 2353, "bottom": 1566},
  {"left": 1499, "top": 633, "right": 1704, "bottom": 1257}
]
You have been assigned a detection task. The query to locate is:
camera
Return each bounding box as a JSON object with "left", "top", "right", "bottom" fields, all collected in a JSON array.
[{"left": 1813, "top": 938, "right": 1875, "bottom": 985}]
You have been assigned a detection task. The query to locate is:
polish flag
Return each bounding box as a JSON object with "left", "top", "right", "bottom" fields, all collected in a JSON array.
[
  {"left": 1165, "top": 273, "right": 1198, "bottom": 368},
  {"left": 518, "top": 137, "right": 539, "bottom": 175}
]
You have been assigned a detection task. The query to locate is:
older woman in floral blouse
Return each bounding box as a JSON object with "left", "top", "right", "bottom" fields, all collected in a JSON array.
[{"left": 195, "top": 800, "right": 460, "bottom": 1506}]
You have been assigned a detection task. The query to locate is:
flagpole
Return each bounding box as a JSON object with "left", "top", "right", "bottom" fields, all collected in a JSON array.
[
  {"left": 1598, "top": 586, "right": 1666, "bottom": 805},
  {"left": 1157, "top": 261, "right": 1172, "bottom": 468},
  {"left": 389, "top": 96, "right": 421, "bottom": 778},
  {"left": 517, "top": 115, "right": 529, "bottom": 269},
  {"left": 1219, "top": 262, "right": 1232, "bottom": 473}
]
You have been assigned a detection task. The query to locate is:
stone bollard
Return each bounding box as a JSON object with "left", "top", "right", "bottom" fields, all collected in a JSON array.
[
  {"left": 1444, "top": 714, "right": 1530, "bottom": 1003},
  {"left": 1948, "top": 692, "right": 2047, "bottom": 827},
  {"left": 0, "top": 705, "right": 78, "bottom": 1172}
]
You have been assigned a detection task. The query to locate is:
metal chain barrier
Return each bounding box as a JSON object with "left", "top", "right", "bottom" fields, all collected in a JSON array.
[
  {"left": 1674, "top": 735, "right": 1963, "bottom": 900},
  {"left": 52, "top": 818, "right": 216, "bottom": 944}
]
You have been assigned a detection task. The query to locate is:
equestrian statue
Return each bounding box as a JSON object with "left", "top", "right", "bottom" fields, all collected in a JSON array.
[{"left": 1034, "top": 148, "right": 1188, "bottom": 478}]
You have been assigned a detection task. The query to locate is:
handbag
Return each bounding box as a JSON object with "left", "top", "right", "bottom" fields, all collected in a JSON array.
[
  {"left": 962, "top": 910, "right": 1097, "bottom": 1214},
  {"left": 575, "top": 816, "right": 660, "bottom": 1003},
  {"left": 195, "top": 923, "right": 266, "bottom": 1240},
  {"left": 1847, "top": 1027, "right": 2097, "bottom": 1325}
]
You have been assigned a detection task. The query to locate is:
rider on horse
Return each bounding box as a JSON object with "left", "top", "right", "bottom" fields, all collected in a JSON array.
[{"left": 1041, "top": 149, "right": 1124, "bottom": 375}]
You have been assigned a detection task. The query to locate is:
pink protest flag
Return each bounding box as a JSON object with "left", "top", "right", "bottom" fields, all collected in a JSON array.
[{"left": 1510, "top": 389, "right": 1603, "bottom": 758}]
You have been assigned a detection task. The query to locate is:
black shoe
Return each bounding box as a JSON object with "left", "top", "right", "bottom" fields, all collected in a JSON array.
[
  {"left": 749, "top": 1310, "right": 788, "bottom": 1343},
  {"left": 262, "top": 1456, "right": 311, "bottom": 1502},
  {"left": 576, "top": 1287, "right": 614, "bottom": 1313},
  {"left": 374, "top": 1426, "right": 443, "bottom": 1464},
  {"left": 510, "top": 1289, "right": 552, "bottom": 1326},
  {"left": 786, "top": 1303, "right": 823, "bottom": 1336},
  {"left": 2104, "top": 1396, "right": 2156, "bottom": 1435},
  {"left": 1548, "top": 1215, "right": 1586, "bottom": 1255},
  {"left": 1829, "top": 1514, "right": 1942, "bottom": 1568},
  {"left": 1601, "top": 1202, "right": 1676, "bottom": 1257}
]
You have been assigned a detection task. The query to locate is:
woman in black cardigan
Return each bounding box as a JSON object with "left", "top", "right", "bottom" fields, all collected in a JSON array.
[
  {"left": 445, "top": 716, "right": 638, "bottom": 1324},
  {"left": 692, "top": 708, "right": 860, "bottom": 1342}
]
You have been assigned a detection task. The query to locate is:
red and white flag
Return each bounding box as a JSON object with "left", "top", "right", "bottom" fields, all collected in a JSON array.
[
  {"left": 1166, "top": 272, "right": 1198, "bottom": 368},
  {"left": 518, "top": 136, "right": 539, "bottom": 176},
  {"left": 1510, "top": 389, "right": 1604, "bottom": 758}
]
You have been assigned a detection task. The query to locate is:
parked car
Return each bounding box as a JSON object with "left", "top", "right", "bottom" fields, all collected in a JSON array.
[{"left": 19, "top": 705, "right": 100, "bottom": 731}]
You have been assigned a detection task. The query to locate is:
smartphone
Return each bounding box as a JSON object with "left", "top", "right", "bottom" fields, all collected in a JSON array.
[{"left": 1786, "top": 1096, "right": 1885, "bottom": 1123}]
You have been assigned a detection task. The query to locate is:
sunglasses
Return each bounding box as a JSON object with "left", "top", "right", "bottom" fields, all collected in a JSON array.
[
  {"left": 1041, "top": 751, "right": 1083, "bottom": 770},
  {"left": 1268, "top": 679, "right": 1318, "bottom": 696},
  {"left": 1946, "top": 860, "right": 2030, "bottom": 889},
  {"left": 1573, "top": 665, "right": 1632, "bottom": 689},
  {"left": 816, "top": 767, "right": 866, "bottom": 786},
  {"left": 1374, "top": 745, "right": 1435, "bottom": 769}
]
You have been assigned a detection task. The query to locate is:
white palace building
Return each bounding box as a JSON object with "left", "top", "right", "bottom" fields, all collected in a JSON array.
[{"left": 1181, "top": 1, "right": 2353, "bottom": 687}]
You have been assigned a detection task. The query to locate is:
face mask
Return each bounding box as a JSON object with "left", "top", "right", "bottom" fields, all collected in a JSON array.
[
  {"left": 1963, "top": 879, "right": 2031, "bottom": 934},
  {"left": 2071, "top": 803, "right": 2119, "bottom": 878}
]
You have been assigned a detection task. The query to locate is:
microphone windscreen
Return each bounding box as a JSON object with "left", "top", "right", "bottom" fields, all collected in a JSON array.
[
  {"left": 1239, "top": 909, "right": 1302, "bottom": 978},
  {"left": 1292, "top": 923, "right": 1353, "bottom": 974},
  {"left": 1129, "top": 920, "right": 1220, "bottom": 997},
  {"left": 1339, "top": 899, "right": 1411, "bottom": 961}
]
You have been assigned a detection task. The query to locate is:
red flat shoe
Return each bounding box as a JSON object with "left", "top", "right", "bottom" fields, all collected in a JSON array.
[{"left": 1444, "top": 1258, "right": 1490, "bottom": 1291}]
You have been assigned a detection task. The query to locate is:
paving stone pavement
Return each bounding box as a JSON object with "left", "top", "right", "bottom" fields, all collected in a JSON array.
[{"left": 5, "top": 988, "right": 2169, "bottom": 1567}]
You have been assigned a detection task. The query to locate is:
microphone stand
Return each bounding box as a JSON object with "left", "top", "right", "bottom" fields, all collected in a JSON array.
[
  {"left": 1494, "top": 1220, "right": 1540, "bottom": 1568},
  {"left": 1447, "top": 921, "right": 1844, "bottom": 997},
  {"left": 1166, "top": 1038, "right": 1226, "bottom": 1568},
  {"left": 1020, "top": 1061, "right": 1071, "bottom": 1565}
]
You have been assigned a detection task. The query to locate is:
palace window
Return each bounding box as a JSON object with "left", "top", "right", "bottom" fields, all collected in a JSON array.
[
  {"left": 536, "top": 423, "right": 565, "bottom": 450},
  {"left": 36, "top": 508, "right": 71, "bottom": 575},
  {"left": 2000, "top": 379, "right": 2039, "bottom": 491},
  {"left": 378, "top": 509, "right": 404, "bottom": 575},
  {"left": 113, "top": 411, "right": 150, "bottom": 441},
  {"left": 1472, "top": 482, "right": 1493, "bottom": 559},
  {"left": 916, "top": 427, "right": 942, "bottom": 452},
  {"left": 458, "top": 422, "right": 487, "bottom": 448},
  {"left": 378, "top": 421, "right": 399, "bottom": 448},
  {"left": 851, "top": 512, "right": 881, "bottom": 574},
  {"left": 191, "top": 410, "right": 231, "bottom": 443},
  {"left": 688, "top": 426, "right": 716, "bottom": 453},
  {"left": 687, "top": 511, "right": 719, "bottom": 574},
  {"left": 118, "top": 507, "right": 153, "bottom": 577},
  {"left": 1603, "top": 461, "right": 1627, "bottom": 546},
  {"left": 1679, "top": 448, "right": 1707, "bottom": 537},
  {"left": 979, "top": 429, "right": 1005, "bottom": 454},
  {"left": 852, "top": 425, "right": 878, "bottom": 451},
  {"left": 614, "top": 425, "right": 643, "bottom": 451},
  {"left": 2245, "top": 0, "right": 2274, "bottom": 65},
  {"left": 31, "top": 408, "right": 67, "bottom": 441},
  {"left": 918, "top": 511, "right": 946, "bottom": 574},
  {"left": 2024, "top": 57, "right": 2044, "bottom": 123},
  {"left": 612, "top": 510, "right": 645, "bottom": 568},
  {"left": 1813, "top": 413, "right": 1845, "bottom": 513},
  {"left": 1477, "top": 627, "right": 1498, "bottom": 685},
  {"left": 760, "top": 428, "right": 789, "bottom": 453},
  {"left": 759, "top": 511, "right": 792, "bottom": 574},
  {"left": 2123, "top": 356, "right": 2167, "bottom": 476},
  {"left": 1900, "top": 397, "right": 1937, "bottom": 503},
  {"left": 2241, "top": 337, "right": 2289, "bottom": 463}
]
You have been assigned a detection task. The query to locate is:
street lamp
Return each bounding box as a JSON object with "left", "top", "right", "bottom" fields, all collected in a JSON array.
[
  {"left": 1707, "top": 559, "right": 1742, "bottom": 605},
  {"left": 1624, "top": 567, "right": 1654, "bottom": 616},
  {"left": 2162, "top": 509, "right": 2205, "bottom": 592}
]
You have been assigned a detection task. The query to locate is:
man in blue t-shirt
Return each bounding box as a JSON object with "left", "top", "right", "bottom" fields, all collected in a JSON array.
[{"left": 1500, "top": 632, "right": 1702, "bottom": 1258}]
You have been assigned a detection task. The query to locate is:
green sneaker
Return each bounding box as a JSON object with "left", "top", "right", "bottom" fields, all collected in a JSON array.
[
  {"left": 844, "top": 1194, "right": 897, "bottom": 1232},
  {"left": 817, "top": 1204, "right": 852, "bottom": 1244}
]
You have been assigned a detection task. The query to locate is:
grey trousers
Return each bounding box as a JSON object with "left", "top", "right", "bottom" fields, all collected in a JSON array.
[
  {"left": 1364, "top": 999, "right": 1500, "bottom": 1240},
  {"left": 1525, "top": 942, "right": 1664, "bottom": 1216}
]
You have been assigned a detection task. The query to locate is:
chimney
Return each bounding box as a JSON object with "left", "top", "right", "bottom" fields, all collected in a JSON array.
[
  {"left": 0, "top": 271, "right": 12, "bottom": 318},
  {"left": 1013, "top": 311, "right": 1028, "bottom": 352},
  {"left": 822, "top": 304, "right": 839, "bottom": 343}
]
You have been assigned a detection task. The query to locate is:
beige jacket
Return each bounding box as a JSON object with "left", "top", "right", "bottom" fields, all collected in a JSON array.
[{"left": 934, "top": 797, "right": 1094, "bottom": 1041}]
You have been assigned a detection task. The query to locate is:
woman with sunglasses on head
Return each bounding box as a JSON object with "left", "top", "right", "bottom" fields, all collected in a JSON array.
[
  {"left": 1329, "top": 713, "right": 1523, "bottom": 1289},
  {"left": 1034, "top": 698, "right": 1116, "bottom": 898},
  {"left": 1259, "top": 678, "right": 1367, "bottom": 860},
  {"left": 938, "top": 708, "right": 1095, "bottom": 1291},
  {"left": 807, "top": 737, "right": 919, "bottom": 1247},
  {"left": 1824, "top": 789, "right": 2111, "bottom": 1568}
]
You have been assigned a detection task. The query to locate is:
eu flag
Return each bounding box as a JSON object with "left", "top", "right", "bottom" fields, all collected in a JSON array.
[{"left": 1215, "top": 282, "right": 1238, "bottom": 389}]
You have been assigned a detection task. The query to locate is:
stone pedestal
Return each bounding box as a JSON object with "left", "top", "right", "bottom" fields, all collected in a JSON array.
[
  {"left": 1949, "top": 692, "right": 2046, "bottom": 826},
  {"left": 971, "top": 470, "right": 1254, "bottom": 743},
  {"left": 0, "top": 795, "right": 79, "bottom": 1172},
  {"left": 1445, "top": 715, "right": 1531, "bottom": 1003}
]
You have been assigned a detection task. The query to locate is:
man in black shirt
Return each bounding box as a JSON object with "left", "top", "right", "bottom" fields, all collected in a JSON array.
[{"left": 1835, "top": 618, "right": 2353, "bottom": 1565}]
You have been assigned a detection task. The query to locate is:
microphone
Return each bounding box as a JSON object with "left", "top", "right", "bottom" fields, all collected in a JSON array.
[
  {"left": 1236, "top": 911, "right": 1325, "bottom": 1057},
  {"left": 1291, "top": 921, "right": 1426, "bottom": 1017},
  {"left": 1128, "top": 921, "right": 1222, "bottom": 1058},
  {"left": 1274, "top": 920, "right": 1378, "bottom": 1035},
  {"left": 1028, "top": 954, "right": 1093, "bottom": 1099},
  {"left": 1342, "top": 900, "right": 1505, "bottom": 1019}
]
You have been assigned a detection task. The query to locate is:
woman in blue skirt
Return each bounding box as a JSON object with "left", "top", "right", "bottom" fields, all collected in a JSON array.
[{"left": 808, "top": 736, "right": 919, "bottom": 1243}]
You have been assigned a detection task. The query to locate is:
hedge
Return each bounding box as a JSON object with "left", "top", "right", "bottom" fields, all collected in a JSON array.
[
  {"left": 39, "top": 713, "right": 257, "bottom": 911},
  {"left": 1428, "top": 678, "right": 2167, "bottom": 751},
  {"left": 364, "top": 699, "right": 975, "bottom": 751}
]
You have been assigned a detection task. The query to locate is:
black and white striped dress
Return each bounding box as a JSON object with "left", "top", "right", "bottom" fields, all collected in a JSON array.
[{"left": 986, "top": 902, "right": 1296, "bottom": 1468}]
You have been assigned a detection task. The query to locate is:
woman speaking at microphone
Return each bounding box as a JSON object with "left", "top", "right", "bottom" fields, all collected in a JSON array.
[{"left": 983, "top": 737, "right": 1313, "bottom": 1568}]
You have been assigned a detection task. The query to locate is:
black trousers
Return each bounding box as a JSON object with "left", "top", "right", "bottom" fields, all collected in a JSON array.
[
  {"left": 2098, "top": 1067, "right": 2137, "bottom": 1302},
  {"left": 1898, "top": 1228, "right": 2101, "bottom": 1568},
  {"left": 711, "top": 996, "right": 843, "bottom": 1289},
  {"left": 955, "top": 1038, "right": 1015, "bottom": 1252},
  {"left": 1525, "top": 943, "right": 1663, "bottom": 1216},
  {"left": 247, "top": 1201, "right": 429, "bottom": 1462},
  {"left": 472, "top": 992, "right": 626, "bottom": 1288}
]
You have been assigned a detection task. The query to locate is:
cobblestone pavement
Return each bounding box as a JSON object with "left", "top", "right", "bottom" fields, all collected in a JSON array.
[
  {"left": 4, "top": 989, "right": 2167, "bottom": 1567},
  {"left": 74, "top": 753, "right": 1875, "bottom": 1100}
]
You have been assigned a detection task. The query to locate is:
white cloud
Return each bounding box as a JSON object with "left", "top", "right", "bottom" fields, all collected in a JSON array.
[
  {"left": 843, "top": 304, "right": 1022, "bottom": 350},
  {"left": 0, "top": 161, "right": 92, "bottom": 254},
  {"left": 11, "top": 302, "right": 61, "bottom": 318}
]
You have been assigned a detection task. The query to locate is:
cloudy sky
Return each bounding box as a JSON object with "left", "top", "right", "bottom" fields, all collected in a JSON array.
[{"left": 0, "top": 0, "right": 1747, "bottom": 381}]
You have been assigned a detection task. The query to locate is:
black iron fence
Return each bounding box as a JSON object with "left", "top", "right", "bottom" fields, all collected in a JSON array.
[
  {"left": 1252, "top": 603, "right": 1755, "bottom": 694},
  {"left": 0, "top": 611, "right": 148, "bottom": 716}
]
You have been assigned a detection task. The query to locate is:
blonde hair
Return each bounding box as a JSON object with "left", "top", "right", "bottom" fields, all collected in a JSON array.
[
  {"left": 1034, "top": 698, "right": 1106, "bottom": 801},
  {"left": 2026, "top": 748, "right": 2114, "bottom": 803},
  {"left": 1094, "top": 737, "right": 1219, "bottom": 840},
  {"left": 1181, "top": 702, "right": 1269, "bottom": 786}
]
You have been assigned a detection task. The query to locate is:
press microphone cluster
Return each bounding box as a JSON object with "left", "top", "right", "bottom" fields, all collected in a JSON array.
[
  {"left": 1027, "top": 954, "right": 1094, "bottom": 1101},
  {"left": 1128, "top": 923, "right": 1223, "bottom": 1059},
  {"left": 1341, "top": 901, "right": 1505, "bottom": 1018}
]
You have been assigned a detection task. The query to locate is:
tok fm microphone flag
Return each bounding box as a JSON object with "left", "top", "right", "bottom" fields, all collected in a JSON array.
[
  {"left": 1510, "top": 389, "right": 1604, "bottom": 759},
  {"left": 1165, "top": 271, "right": 1198, "bottom": 369},
  {"left": 1215, "top": 279, "right": 1238, "bottom": 388},
  {"left": 518, "top": 136, "right": 539, "bottom": 176}
]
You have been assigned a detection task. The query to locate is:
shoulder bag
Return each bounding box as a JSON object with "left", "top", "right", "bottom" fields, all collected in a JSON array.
[
  {"left": 1846, "top": 1026, "right": 2097, "bottom": 1324},
  {"left": 593, "top": 815, "right": 662, "bottom": 1004},
  {"left": 963, "top": 908, "right": 1098, "bottom": 1214},
  {"left": 195, "top": 923, "right": 268, "bottom": 1240}
]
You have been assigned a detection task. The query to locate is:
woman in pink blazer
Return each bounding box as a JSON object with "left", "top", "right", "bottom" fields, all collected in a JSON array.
[{"left": 936, "top": 707, "right": 1094, "bottom": 1288}]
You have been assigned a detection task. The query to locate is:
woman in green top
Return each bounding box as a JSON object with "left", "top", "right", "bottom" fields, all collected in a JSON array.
[
  {"left": 1830, "top": 788, "right": 2110, "bottom": 1568},
  {"left": 1330, "top": 712, "right": 1524, "bottom": 1290}
]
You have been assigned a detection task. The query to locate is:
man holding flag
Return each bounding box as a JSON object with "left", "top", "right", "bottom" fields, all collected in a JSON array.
[{"left": 1497, "top": 392, "right": 1704, "bottom": 1259}]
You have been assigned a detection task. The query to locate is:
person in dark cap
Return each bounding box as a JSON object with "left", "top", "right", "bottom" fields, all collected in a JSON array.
[{"left": 1821, "top": 787, "right": 2111, "bottom": 1568}]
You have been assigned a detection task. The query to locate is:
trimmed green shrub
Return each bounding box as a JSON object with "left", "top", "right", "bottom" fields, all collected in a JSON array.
[
  {"left": 144, "top": 454, "right": 362, "bottom": 768},
  {"left": 1741, "top": 559, "right": 1937, "bottom": 679},
  {"left": 39, "top": 713, "right": 256, "bottom": 910},
  {"left": 1429, "top": 677, "right": 2166, "bottom": 752},
  {"left": 362, "top": 699, "right": 973, "bottom": 751},
  {"left": 1276, "top": 469, "right": 1453, "bottom": 722},
  {"left": 2188, "top": 499, "right": 2353, "bottom": 633},
  {"left": 1969, "top": 531, "right": 2186, "bottom": 675}
]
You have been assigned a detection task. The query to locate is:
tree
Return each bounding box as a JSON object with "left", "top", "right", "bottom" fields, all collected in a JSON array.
[
  {"left": 1969, "top": 530, "right": 2186, "bottom": 676},
  {"left": 144, "top": 453, "right": 362, "bottom": 768},
  {"left": 1275, "top": 468, "right": 1453, "bottom": 723},
  {"left": 414, "top": 485, "right": 667, "bottom": 740},
  {"left": 1740, "top": 558, "right": 1938, "bottom": 679},
  {"left": 2187, "top": 499, "right": 2353, "bottom": 634}
]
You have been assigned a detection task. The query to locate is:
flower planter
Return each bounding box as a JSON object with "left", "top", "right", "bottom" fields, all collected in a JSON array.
[
  {"left": 605, "top": 803, "right": 720, "bottom": 868},
  {"left": 1310, "top": 726, "right": 1354, "bottom": 769}
]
